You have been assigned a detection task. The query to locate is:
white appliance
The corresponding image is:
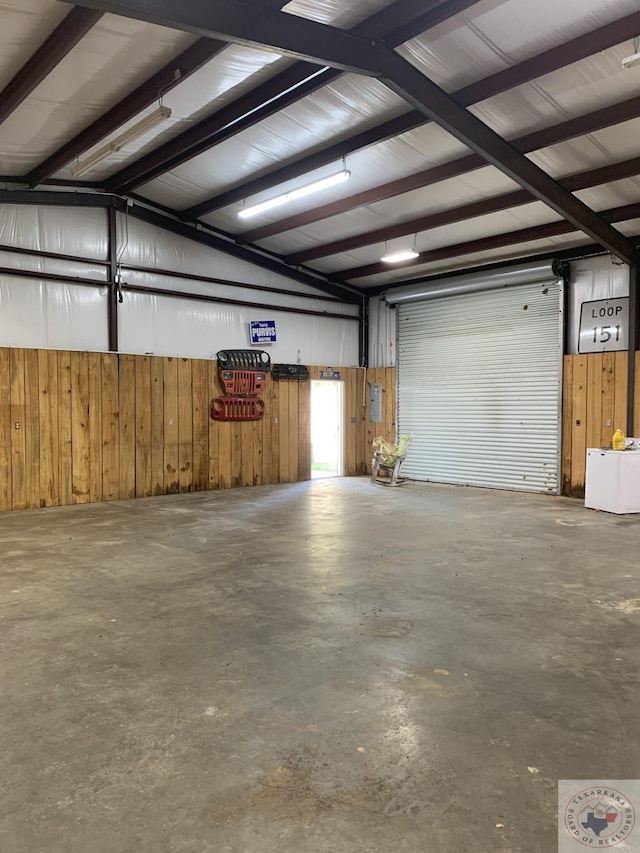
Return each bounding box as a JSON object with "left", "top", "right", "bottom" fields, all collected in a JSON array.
[{"left": 585, "top": 444, "right": 640, "bottom": 514}]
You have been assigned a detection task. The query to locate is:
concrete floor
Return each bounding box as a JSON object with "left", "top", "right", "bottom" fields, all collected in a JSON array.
[{"left": 1, "top": 478, "right": 640, "bottom": 852}]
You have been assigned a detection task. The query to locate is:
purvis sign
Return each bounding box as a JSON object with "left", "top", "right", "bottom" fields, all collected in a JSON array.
[
  {"left": 250, "top": 320, "right": 276, "bottom": 345},
  {"left": 578, "top": 297, "right": 629, "bottom": 354}
]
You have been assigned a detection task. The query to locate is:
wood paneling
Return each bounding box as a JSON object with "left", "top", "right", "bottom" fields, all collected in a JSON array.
[
  {"left": 58, "top": 351, "right": 73, "bottom": 506},
  {"left": 264, "top": 370, "right": 278, "bottom": 485},
  {"left": 207, "top": 360, "right": 220, "bottom": 491},
  {"left": 0, "top": 348, "right": 390, "bottom": 513},
  {"left": 0, "top": 348, "right": 10, "bottom": 512},
  {"left": 569, "top": 355, "right": 588, "bottom": 497},
  {"left": 150, "top": 356, "right": 164, "bottom": 496},
  {"left": 614, "top": 352, "right": 628, "bottom": 440},
  {"left": 24, "top": 349, "right": 40, "bottom": 509},
  {"left": 355, "top": 368, "right": 366, "bottom": 479},
  {"left": 191, "top": 359, "right": 209, "bottom": 492},
  {"left": 562, "top": 352, "right": 640, "bottom": 497},
  {"left": 102, "top": 353, "right": 120, "bottom": 501},
  {"left": 277, "top": 381, "right": 289, "bottom": 484},
  {"left": 240, "top": 420, "right": 253, "bottom": 488},
  {"left": 252, "top": 418, "right": 263, "bottom": 486},
  {"left": 163, "top": 357, "right": 179, "bottom": 495},
  {"left": 298, "top": 378, "right": 311, "bottom": 482},
  {"left": 177, "top": 358, "right": 193, "bottom": 494},
  {"left": 288, "top": 382, "right": 299, "bottom": 483},
  {"left": 585, "top": 353, "right": 603, "bottom": 454},
  {"left": 119, "top": 354, "right": 136, "bottom": 500},
  {"left": 218, "top": 420, "right": 232, "bottom": 490},
  {"left": 70, "top": 351, "right": 90, "bottom": 504},
  {"left": 361, "top": 367, "right": 397, "bottom": 476},
  {"left": 10, "top": 349, "right": 27, "bottom": 511},
  {"left": 135, "top": 356, "right": 152, "bottom": 498},
  {"left": 344, "top": 368, "right": 357, "bottom": 476},
  {"left": 230, "top": 421, "right": 242, "bottom": 489},
  {"left": 600, "top": 353, "right": 615, "bottom": 449},
  {"left": 88, "top": 353, "right": 102, "bottom": 504},
  {"left": 38, "top": 350, "right": 58, "bottom": 508}
]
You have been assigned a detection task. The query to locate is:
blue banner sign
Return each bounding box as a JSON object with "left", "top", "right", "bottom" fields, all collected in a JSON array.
[{"left": 250, "top": 320, "right": 276, "bottom": 345}]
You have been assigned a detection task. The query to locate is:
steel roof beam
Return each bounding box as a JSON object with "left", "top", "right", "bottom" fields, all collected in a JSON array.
[
  {"left": 25, "top": 37, "right": 229, "bottom": 187},
  {"left": 189, "top": 111, "right": 425, "bottom": 220},
  {"left": 241, "top": 94, "right": 640, "bottom": 244},
  {"left": 65, "top": 0, "right": 636, "bottom": 264},
  {"left": 0, "top": 7, "right": 103, "bottom": 128},
  {"left": 347, "top": 0, "right": 481, "bottom": 42},
  {"left": 0, "top": 189, "right": 122, "bottom": 208},
  {"left": 366, "top": 241, "right": 640, "bottom": 297},
  {"left": 379, "top": 0, "right": 483, "bottom": 45},
  {"left": 288, "top": 156, "right": 640, "bottom": 263},
  {"left": 331, "top": 202, "right": 640, "bottom": 281},
  {"left": 25, "top": 0, "right": 291, "bottom": 187},
  {"left": 103, "top": 0, "right": 477, "bottom": 194},
  {"left": 185, "top": 9, "right": 640, "bottom": 219},
  {"left": 62, "top": 0, "right": 387, "bottom": 73},
  {"left": 384, "top": 46, "right": 634, "bottom": 264},
  {"left": 106, "top": 63, "right": 339, "bottom": 193}
]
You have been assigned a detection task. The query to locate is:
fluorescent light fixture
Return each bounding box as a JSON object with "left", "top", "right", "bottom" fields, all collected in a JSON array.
[
  {"left": 622, "top": 50, "right": 640, "bottom": 69},
  {"left": 71, "top": 106, "right": 172, "bottom": 177},
  {"left": 238, "top": 169, "right": 351, "bottom": 219},
  {"left": 381, "top": 248, "right": 420, "bottom": 263}
]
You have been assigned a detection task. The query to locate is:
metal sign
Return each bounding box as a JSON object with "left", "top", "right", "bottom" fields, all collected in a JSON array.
[
  {"left": 319, "top": 368, "right": 341, "bottom": 380},
  {"left": 250, "top": 320, "right": 276, "bottom": 345},
  {"left": 578, "top": 297, "right": 629, "bottom": 353}
]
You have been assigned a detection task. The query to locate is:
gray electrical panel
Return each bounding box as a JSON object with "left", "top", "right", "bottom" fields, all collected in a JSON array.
[{"left": 369, "top": 382, "right": 383, "bottom": 422}]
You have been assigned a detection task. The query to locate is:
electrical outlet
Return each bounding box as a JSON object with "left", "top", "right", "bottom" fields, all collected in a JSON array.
[
  {"left": 169, "top": 419, "right": 174, "bottom": 426},
  {"left": 606, "top": 418, "right": 612, "bottom": 427},
  {"left": 14, "top": 422, "right": 20, "bottom": 430}
]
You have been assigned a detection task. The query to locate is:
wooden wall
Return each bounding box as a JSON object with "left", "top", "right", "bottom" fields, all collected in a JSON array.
[
  {"left": 13, "top": 346, "right": 640, "bottom": 505},
  {"left": 0, "top": 348, "right": 397, "bottom": 512},
  {"left": 361, "top": 366, "right": 396, "bottom": 460},
  {"left": 562, "top": 352, "right": 640, "bottom": 497}
]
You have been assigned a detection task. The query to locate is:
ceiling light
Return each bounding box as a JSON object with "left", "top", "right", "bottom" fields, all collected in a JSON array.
[
  {"left": 622, "top": 50, "right": 640, "bottom": 69},
  {"left": 622, "top": 36, "right": 640, "bottom": 69},
  {"left": 381, "top": 248, "right": 420, "bottom": 263},
  {"left": 71, "top": 105, "right": 172, "bottom": 178},
  {"left": 238, "top": 169, "right": 351, "bottom": 219}
]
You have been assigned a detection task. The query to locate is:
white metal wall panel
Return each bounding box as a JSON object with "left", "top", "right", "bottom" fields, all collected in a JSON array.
[
  {"left": 119, "top": 292, "right": 358, "bottom": 363},
  {"left": 368, "top": 296, "right": 396, "bottom": 367},
  {"left": 0, "top": 205, "right": 107, "bottom": 259},
  {"left": 567, "top": 256, "right": 629, "bottom": 354},
  {"left": 0, "top": 204, "right": 359, "bottom": 359},
  {"left": 118, "top": 214, "right": 359, "bottom": 308},
  {"left": 0, "top": 277, "right": 108, "bottom": 351},
  {"left": 397, "top": 281, "right": 562, "bottom": 493}
]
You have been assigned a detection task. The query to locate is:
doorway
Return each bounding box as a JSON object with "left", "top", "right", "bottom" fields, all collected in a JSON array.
[{"left": 311, "top": 380, "right": 344, "bottom": 478}]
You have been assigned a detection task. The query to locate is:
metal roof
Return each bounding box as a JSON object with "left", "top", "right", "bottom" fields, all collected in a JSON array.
[{"left": 1, "top": 0, "right": 640, "bottom": 294}]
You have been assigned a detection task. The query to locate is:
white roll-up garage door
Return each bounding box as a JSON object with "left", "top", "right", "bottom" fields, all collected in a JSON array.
[{"left": 395, "top": 277, "right": 563, "bottom": 493}]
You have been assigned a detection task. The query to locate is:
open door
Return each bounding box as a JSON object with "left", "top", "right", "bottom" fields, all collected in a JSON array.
[{"left": 310, "top": 380, "right": 344, "bottom": 478}]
